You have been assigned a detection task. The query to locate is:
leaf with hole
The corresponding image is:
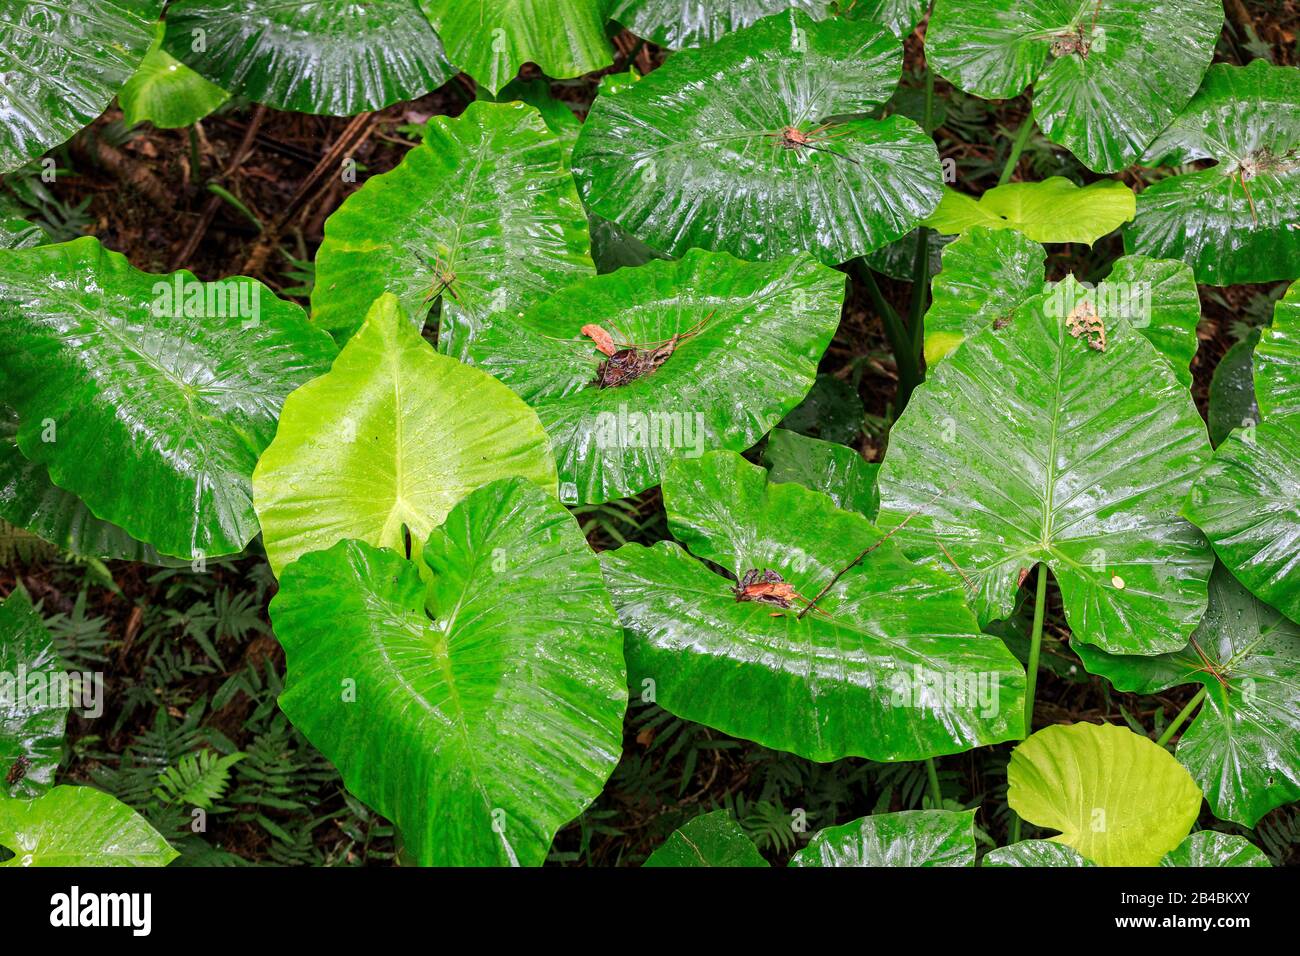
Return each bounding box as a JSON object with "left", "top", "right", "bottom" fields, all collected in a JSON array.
[{"left": 921, "top": 179, "right": 1135, "bottom": 246}]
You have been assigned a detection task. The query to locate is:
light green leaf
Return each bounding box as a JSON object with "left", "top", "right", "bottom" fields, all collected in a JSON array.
[
  {"left": 455, "top": 250, "right": 842, "bottom": 504},
  {"left": 164, "top": 0, "right": 453, "bottom": 115},
  {"left": 1124, "top": 61, "right": 1300, "bottom": 285},
  {"left": 921, "top": 179, "right": 1136, "bottom": 245},
  {"left": 761, "top": 427, "right": 879, "bottom": 519},
  {"left": 1008, "top": 722, "right": 1203, "bottom": 867},
  {"left": 269, "top": 478, "right": 626, "bottom": 866},
  {"left": 0, "top": 0, "right": 162, "bottom": 174},
  {"left": 1183, "top": 413, "right": 1300, "bottom": 625},
  {"left": 0, "top": 785, "right": 177, "bottom": 866},
  {"left": 0, "top": 237, "right": 336, "bottom": 561},
  {"left": 1160, "top": 830, "right": 1270, "bottom": 867},
  {"left": 313, "top": 101, "right": 593, "bottom": 349},
  {"left": 1256, "top": 280, "right": 1300, "bottom": 419},
  {"left": 572, "top": 11, "right": 943, "bottom": 265},
  {"left": 119, "top": 22, "right": 229, "bottom": 128},
  {"left": 253, "top": 294, "right": 557, "bottom": 577},
  {"left": 878, "top": 286, "right": 1214, "bottom": 655},
  {"left": 420, "top": 0, "right": 612, "bottom": 94},
  {"left": 0, "top": 590, "right": 66, "bottom": 798},
  {"left": 927, "top": 0, "right": 1221, "bottom": 172},
  {"left": 643, "top": 810, "right": 768, "bottom": 866},
  {"left": 790, "top": 809, "right": 977, "bottom": 867},
  {"left": 600, "top": 450, "right": 1026, "bottom": 762}
]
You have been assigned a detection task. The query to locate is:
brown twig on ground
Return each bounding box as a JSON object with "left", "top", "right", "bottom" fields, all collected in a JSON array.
[{"left": 70, "top": 136, "right": 173, "bottom": 211}]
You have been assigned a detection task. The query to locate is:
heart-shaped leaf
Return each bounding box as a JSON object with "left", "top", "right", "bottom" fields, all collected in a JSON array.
[
  {"left": 269, "top": 478, "right": 626, "bottom": 866},
  {"left": 0, "top": 785, "right": 177, "bottom": 866},
  {"left": 878, "top": 284, "right": 1214, "bottom": 655},
  {"left": 761, "top": 427, "right": 879, "bottom": 519},
  {"left": 1183, "top": 413, "right": 1300, "bottom": 625},
  {"left": 313, "top": 101, "right": 592, "bottom": 348},
  {"left": 455, "top": 250, "right": 841, "bottom": 504},
  {"left": 1159, "top": 830, "right": 1270, "bottom": 867},
  {"left": 926, "top": 0, "right": 1222, "bottom": 172},
  {"left": 921, "top": 179, "right": 1136, "bottom": 245},
  {"left": 164, "top": 0, "right": 453, "bottom": 115},
  {"left": 643, "top": 810, "right": 768, "bottom": 866},
  {"left": 1123, "top": 61, "right": 1300, "bottom": 285},
  {"left": 1008, "top": 721, "right": 1203, "bottom": 867},
  {"left": 924, "top": 229, "right": 1201, "bottom": 386},
  {"left": 983, "top": 840, "right": 1093, "bottom": 867},
  {"left": 1208, "top": 332, "right": 1260, "bottom": 448},
  {"left": 419, "top": 0, "right": 612, "bottom": 94},
  {"left": 0, "top": 590, "right": 66, "bottom": 798},
  {"left": 0, "top": 0, "right": 162, "bottom": 174},
  {"left": 0, "top": 237, "right": 336, "bottom": 561},
  {"left": 608, "top": 0, "right": 833, "bottom": 48},
  {"left": 1255, "top": 280, "right": 1300, "bottom": 419},
  {"left": 600, "top": 450, "right": 1026, "bottom": 762},
  {"left": 572, "top": 11, "right": 944, "bottom": 265},
  {"left": 253, "top": 294, "right": 557, "bottom": 577},
  {"left": 790, "top": 809, "right": 977, "bottom": 867},
  {"left": 1073, "top": 563, "right": 1300, "bottom": 828},
  {"left": 119, "top": 22, "right": 229, "bottom": 129}
]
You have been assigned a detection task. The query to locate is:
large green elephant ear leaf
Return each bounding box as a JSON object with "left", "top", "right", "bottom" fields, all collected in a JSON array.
[
  {"left": 1072, "top": 564, "right": 1300, "bottom": 828},
  {"left": 163, "top": 1, "right": 452, "bottom": 115},
  {"left": 926, "top": 0, "right": 1221, "bottom": 173},
  {"left": 1124, "top": 61, "right": 1300, "bottom": 285},
  {"left": 269, "top": 478, "right": 626, "bottom": 866},
  {"left": 0, "top": 590, "right": 66, "bottom": 798},
  {"left": 0, "top": 237, "right": 336, "bottom": 561},
  {"left": 982, "top": 840, "right": 1093, "bottom": 867},
  {"left": 119, "top": 22, "right": 229, "bottom": 129},
  {"left": 572, "top": 11, "right": 943, "bottom": 265},
  {"left": 643, "top": 810, "right": 768, "bottom": 866},
  {"left": 1255, "top": 280, "right": 1300, "bottom": 419},
  {"left": 456, "top": 250, "right": 841, "bottom": 504},
  {"left": 1183, "top": 413, "right": 1300, "bottom": 624},
  {"left": 790, "top": 809, "right": 977, "bottom": 867},
  {"left": 1161, "top": 831, "right": 1270, "bottom": 867},
  {"left": 253, "top": 295, "right": 557, "bottom": 577},
  {"left": 1008, "top": 722, "right": 1203, "bottom": 867},
  {"left": 0, "top": 0, "right": 162, "bottom": 174},
  {"left": 608, "top": 0, "right": 833, "bottom": 48},
  {"left": 0, "top": 785, "right": 177, "bottom": 866},
  {"left": 922, "top": 179, "right": 1135, "bottom": 245},
  {"left": 761, "top": 428, "right": 879, "bottom": 519},
  {"left": 878, "top": 282, "right": 1214, "bottom": 655},
  {"left": 313, "top": 101, "right": 592, "bottom": 347},
  {"left": 419, "top": 0, "right": 612, "bottom": 94},
  {"left": 600, "top": 450, "right": 1025, "bottom": 762}
]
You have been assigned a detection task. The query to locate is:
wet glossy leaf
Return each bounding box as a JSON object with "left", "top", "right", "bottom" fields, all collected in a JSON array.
[
  {"left": 313, "top": 101, "right": 592, "bottom": 348},
  {"left": 922, "top": 179, "right": 1135, "bottom": 245},
  {"left": 0, "top": 590, "right": 65, "bottom": 798},
  {"left": 1008, "top": 722, "right": 1202, "bottom": 867},
  {"left": 1183, "top": 413, "right": 1300, "bottom": 624},
  {"left": 270, "top": 478, "right": 626, "bottom": 866},
  {"left": 1074, "top": 564, "right": 1300, "bottom": 828},
  {"left": 420, "top": 0, "right": 612, "bottom": 94},
  {"left": 840, "top": 0, "right": 927, "bottom": 38},
  {"left": 1124, "top": 61, "right": 1300, "bottom": 285},
  {"left": 790, "top": 809, "right": 977, "bottom": 867},
  {"left": 600, "top": 451, "right": 1026, "bottom": 762},
  {"left": 455, "top": 250, "right": 841, "bottom": 504},
  {"left": 0, "top": 237, "right": 336, "bottom": 561},
  {"left": 0, "top": 785, "right": 177, "bottom": 866},
  {"left": 643, "top": 810, "right": 768, "bottom": 866},
  {"left": 1208, "top": 332, "right": 1259, "bottom": 447},
  {"left": 762, "top": 427, "right": 878, "bottom": 519},
  {"left": 1255, "top": 280, "right": 1300, "bottom": 419},
  {"left": 253, "top": 295, "right": 557, "bottom": 577},
  {"left": 982, "top": 840, "right": 1093, "bottom": 867},
  {"left": 0, "top": 0, "right": 161, "bottom": 174},
  {"left": 927, "top": 0, "right": 1221, "bottom": 172},
  {"left": 1160, "top": 830, "right": 1270, "bottom": 867},
  {"left": 878, "top": 284, "right": 1214, "bottom": 655},
  {"left": 609, "top": 0, "right": 833, "bottom": 48},
  {"left": 572, "top": 11, "right": 943, "bottom": 265},
  {"left": 119, "top": 22, "right": 229, "bottom": 128},
  {"left": 165, "top": 0, "right": 452, "bottom": 115}
]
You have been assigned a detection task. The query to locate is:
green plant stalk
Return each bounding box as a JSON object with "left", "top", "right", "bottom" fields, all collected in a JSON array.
[
  {"left": 1023, "top": 562, "right": 1048, "bottom": 736},
  {"left": 852, "top": 259, "right": 921, "bottom": 414},
  {"left": 1156, "top": 686, "right": 1208, "bottom": 748},
  {"left": 925, "top": 757, "right": 942, "bottom": 807},
  {"left": 908, "top": 226, "right": 930, "bottom": 365},
  {"left": 998, "top": 114, "right": 1036, "bottom": 186}
]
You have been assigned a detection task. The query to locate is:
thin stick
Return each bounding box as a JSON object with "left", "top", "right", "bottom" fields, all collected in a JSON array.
[{"left": 1155, "top": 686, "right": 1208, "bottom": 748}]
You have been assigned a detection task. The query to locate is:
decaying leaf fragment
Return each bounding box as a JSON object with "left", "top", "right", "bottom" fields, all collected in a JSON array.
[
  {"left": 1066, "top": 300, "right": 1106, "bottom": 351},
  {"left": 582, "top": 315, "right": 711, "bottom": 388},
  {"left": 731, "top": 568, "right": 823, "bottom": 616}
]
